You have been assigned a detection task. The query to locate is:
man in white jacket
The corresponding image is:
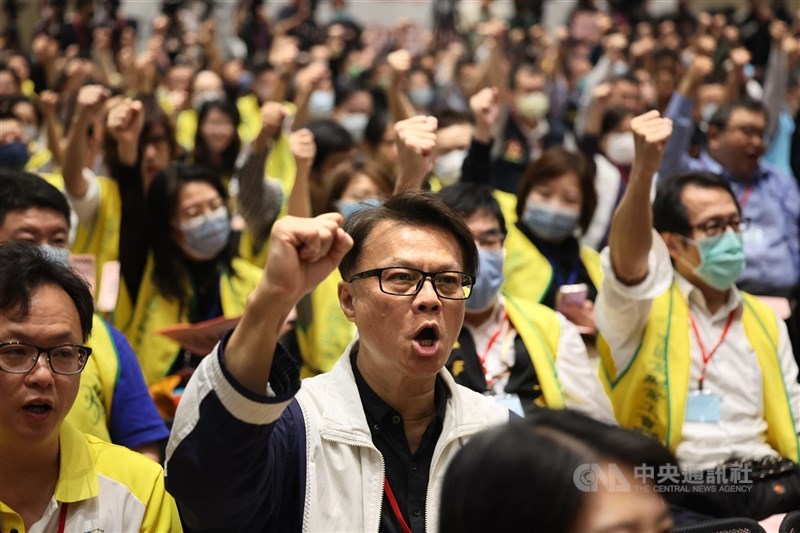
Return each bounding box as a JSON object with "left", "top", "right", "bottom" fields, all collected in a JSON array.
[{"left": 165, "top": 188, "right": 510, "bottom": 532}]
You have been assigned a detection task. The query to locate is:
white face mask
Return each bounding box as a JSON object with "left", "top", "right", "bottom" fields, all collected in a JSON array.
[
  {"left": 338, "top": 113, "right": 369, "bottom": 143},
  {"left": 433, "top": 149, "right": 468, "bottom": 186},
  {"left": 604, "top": 132, "right": 635, "bottom": 166}
]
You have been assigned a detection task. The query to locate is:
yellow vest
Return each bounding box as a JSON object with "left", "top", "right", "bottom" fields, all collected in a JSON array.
[
  {"left": 598, "top": 283, "right": 800, "bottom": 461},
  {"left": 65, "top": 314, "right": 118, "bottom": 442},
  {"left": 504, "top": 222, "right": 603, "bottom": 305},
  {"left": 295, "top": 270, "right": 356, "bottom": 378},
  {"left": 113, "top": 257, "right": 262, "bottom": 385},
  {"left": 25, "top": 146, "right": 53, "bottom": 173},
  {"left": 503, "top": 294, "right": 566, "bottom": 408},
  {"left": 40, "top": 173, "right": 121, "bottom": 294}
]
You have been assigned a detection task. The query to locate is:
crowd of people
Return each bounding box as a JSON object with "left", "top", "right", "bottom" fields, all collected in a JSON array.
[{"left": 1, "top": 0, "right": 800, "bottom": 531}]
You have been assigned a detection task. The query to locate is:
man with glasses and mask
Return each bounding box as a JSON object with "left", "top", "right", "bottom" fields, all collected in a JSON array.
[
  {"left": 659, "top": 58, "right": 800, "bottom": 313},
  {"left": 165, "top": 190, "right": 511, "bottom": 532},
  {"left": 0, "top": 244, "right": 181, "bottom": 532},
  {"left": 598, "top": 110, "right": 800, "bottom": 521}
]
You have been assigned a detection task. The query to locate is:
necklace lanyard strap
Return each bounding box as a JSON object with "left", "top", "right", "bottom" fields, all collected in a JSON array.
[
  {"left": 57, "top": 502, "right": 69, "bottom": 533},
  {"left": 689, "top": 310, "right": 736, "bottom": 391},
  {"left": 738, "top": 183, "right": 754, "bottom": 211},
  {"left": 477, "top": 312, "right": 508, "bottom": 387},
  {"left": 383, "top": 478, "right": 413, "bottom": 533}
]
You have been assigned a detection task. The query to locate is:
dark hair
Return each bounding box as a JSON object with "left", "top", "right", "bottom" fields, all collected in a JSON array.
[
  {"left": 435, "top": 109, "right": 471, "bottom": 131},
  {"left": 363, "top": 111, "right": 389, "bottom": 152},
  {"left": 0, "top": 242, "right": 94, "bottom": 341},
  {"left": 305, "top": 119, "right": 355, "bottom": 174},
  {"left": 653, "top": 171, "right": 740, "bottom": 236},
  {"left": 516, "top": 147, "right": 597, "bottom": 234},
  {"left": 339, "top": 191, "right": 478, "bottom": 280},
  {"left": 193, "top": 98, "right": 241, "bottom": 176},
  {"left": 334, "top": 84, "right": 370, "bottom": 109},
  {"left": 438, "top": 183, "right": 507, "bottom": 236},
  {"left": 0, "top": 168, "right": 71, "bottom": 229},
  {"left": 600, "top": 106, "right": 634, "bottom": 137},
  {"left": 439, "top": 409, "right": 677, "bottom": 533},
  {"left": 146, "top": 162, "right": 234, "bottom": 301},
  {"left": 324, "top": 160, "right": 394, "bottom": 213},
  {"left": 707, "top": 99, "right": 767, "bottom": 132}
]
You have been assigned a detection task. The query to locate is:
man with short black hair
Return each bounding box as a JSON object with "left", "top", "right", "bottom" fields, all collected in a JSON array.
[
  {"left": 0, "top": 168, "right": 169, "bottom": 462},
  {"left": 598, "top": 110, "right": 800, "bottom": 520},
  {"left": 166, "top": 190, "right": 511, "bottom": 532},
  {"left": 659, "top": 55, "right": 800, "bottom": 299},
  {"left": 0, "top": 243, "right": 181, "bottom": 532}
]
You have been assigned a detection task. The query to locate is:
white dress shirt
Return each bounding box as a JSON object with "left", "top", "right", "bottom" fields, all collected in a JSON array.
[
  {"left": 464, "top": 296, "right": 617, "bottom": 425},
  {"left": 595, "top": 231, "right": 800, "bottom": 471}
]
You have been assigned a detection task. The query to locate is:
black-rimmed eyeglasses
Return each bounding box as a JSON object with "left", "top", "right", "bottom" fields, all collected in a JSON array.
[
  {"left": 689, "top": 217, "right": 751, "bottom": 237},
  {"left": 0, "top": 342, "right": 92, "bottom": 375},
  {"left": 348, "top": 266, "right": 474, "bottom": 300}
]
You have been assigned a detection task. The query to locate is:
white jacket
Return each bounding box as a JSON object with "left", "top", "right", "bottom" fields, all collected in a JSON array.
[{"left": 297, "top": 346, "right": 510, "bottom": 532}]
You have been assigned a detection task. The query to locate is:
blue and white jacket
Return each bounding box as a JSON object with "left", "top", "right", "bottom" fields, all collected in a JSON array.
[{"left": 165, "top": 335, "right": 510, "bottom": 532}]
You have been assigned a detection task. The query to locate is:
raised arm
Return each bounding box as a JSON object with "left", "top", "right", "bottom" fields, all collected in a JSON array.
[
  {"left": 386, "top": 49, "right": 416, "bottom": 121},
  {"left": 286, "top": 128, "right": 316, "bottom": 218},
  {"left": 659, "top": 55, "right": 713, "bottom": 180},
  {"left": 226, "top": 214, "right": 353, "bottom": 393},
  {"left": 393, "top": 115, "right": 437, "bottom": 194},
  {"left": 236, "top": 102, "right": 288, "bottom": 250},
  {"left": 64, "top": 85, "right": 109, "bottom": 199},
  {"left": 461, "top": 87, "right": 500, "bottom": 186},
  {"left": 39, "top": 90, "right": 64, "bottom": 167},
  {"left": 608, "top": 111, "right": 672, "bottom": 286}
]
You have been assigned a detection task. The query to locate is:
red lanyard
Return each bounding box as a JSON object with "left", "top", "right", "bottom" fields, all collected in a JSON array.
[
  {"left": 57, "top": 502, "right": 69, "bottom": 533},
  {"left": 383, "top": 478, "right": 413, "bottom": 533},
  {"left": 477, "top": 312, "right": 508, "bottom": 387},
  {"left": 689, "top": 310, "right": 736, "bottom": 391},
  {"left": 738, "top": 184, "right": 754, "bottom": 210}
]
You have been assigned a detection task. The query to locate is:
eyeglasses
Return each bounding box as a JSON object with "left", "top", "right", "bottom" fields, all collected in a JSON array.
[
  {"left": 689, "top": 217, "right": 751, "bottom": 237},
  {"left": 349, "top": 266, "right": 474, "bottom": 300},
  {"left": 0, "top": 342, "right": 92, "bottom": 375},
  {"left": 725, "top": 125, "right": 765, "bottom": 140}
]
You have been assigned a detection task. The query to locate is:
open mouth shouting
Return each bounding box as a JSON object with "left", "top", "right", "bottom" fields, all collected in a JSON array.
[
  {"left": 413, "top": 324, "right": 441, "bottom": 356},
  {"left": 23, "top": 398, "right": 54, "bottom": 419}
]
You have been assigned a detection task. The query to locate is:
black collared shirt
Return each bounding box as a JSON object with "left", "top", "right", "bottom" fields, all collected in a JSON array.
[{"left": 351, "top": 348, "right": 448, "bottom": 533}]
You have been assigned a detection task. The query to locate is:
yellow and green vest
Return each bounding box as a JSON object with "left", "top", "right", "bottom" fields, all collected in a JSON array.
[
  {"left": 503, "top": 294, "right": 566, "bottom": 408},
  {"left": 598, "top": 282, "right": 800, "bottom": 461},
  {"left": 65, "top": 314, "right": 118, "bottom": 443},
  {"left": 113, "top": 256, "right": 262, "bottom": 385},
  {"left": 503, "top": 221, "right": 603, "bottom": 306}
]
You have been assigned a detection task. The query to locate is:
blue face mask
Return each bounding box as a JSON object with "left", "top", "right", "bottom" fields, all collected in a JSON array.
[
  {"left": 466, "top": 247, "right": 504, "bottom": 311},
  {"left": 522, "top": 202, "right": 580, "bottom": 242},
  {"left": 338, "top": 112, "right": 369, "bottom": 143},
  {"left": 179, "top": 206, "right": 231, "bottom": 260},
  {"left": 0, "top": 141, "right": 30, "bottom": 170},
  {"left": 336, "top": 197, "right": 382, "bottom": 221},
  {"left": 409, "top": 86, "right": 434, "bottom": 109},
  {"left": 308, "top": 90, "right": 335, "bottom": 118},
  {"left": 683, "top": 230, "right": 745, "bottom": 291}
]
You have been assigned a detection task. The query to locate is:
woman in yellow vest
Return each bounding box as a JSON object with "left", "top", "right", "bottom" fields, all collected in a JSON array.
[
  {"left": 114, "top": 163, "right": 261, "bottom": 386},
  {"left": 504, "top": 147, "right": 603, "bottom": 332},
  {"left": 440, "top": 184, "right": 614, "bottom": 421}
]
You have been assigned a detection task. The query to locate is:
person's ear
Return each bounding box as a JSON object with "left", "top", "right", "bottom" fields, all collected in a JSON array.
[
  {"left": 338, "top": 280, "right": 357, "bottom": 323},
  {"left": 661, "top": 231, "right": 684, "bottom": 259},
  {"left": 706, "top": 124, "right": 721, "bottom": 148}
]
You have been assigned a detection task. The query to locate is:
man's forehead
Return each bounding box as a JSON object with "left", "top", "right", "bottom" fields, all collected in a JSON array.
[
  {"left": 728, "top": 108, "right": 765, "bottom": 126},
  {"left": 2, "top": 207, "right": 68, "bottom": 229},
  {"left": 680, "top": 185, "right": 738, "bottom": 221},
  {"left": 358, "top": 220, "right": 462, "bottom": 265}
]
